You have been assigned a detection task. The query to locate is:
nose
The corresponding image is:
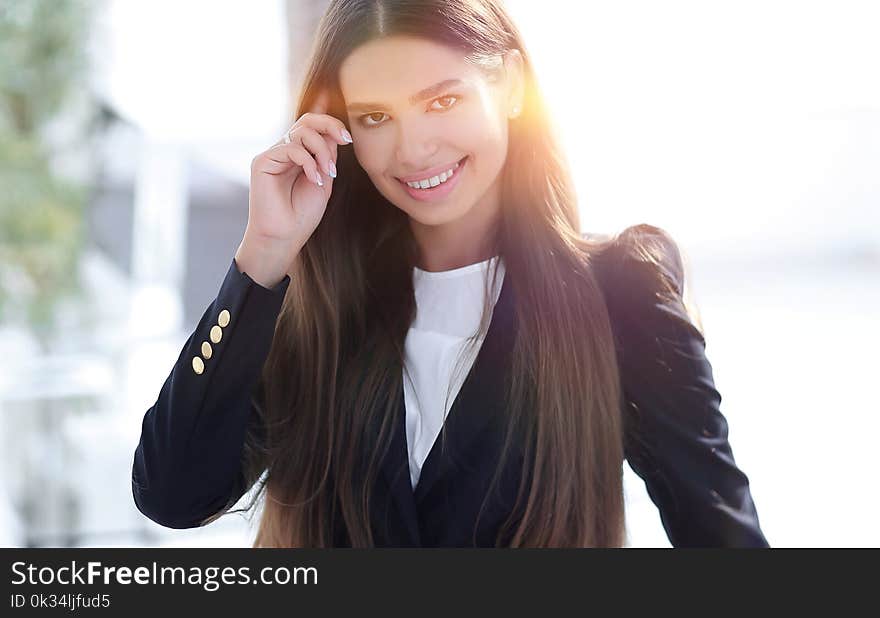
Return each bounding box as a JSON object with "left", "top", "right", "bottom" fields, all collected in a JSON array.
[{"left": 393, "top": 120, "right": 440, "bottom": 173}]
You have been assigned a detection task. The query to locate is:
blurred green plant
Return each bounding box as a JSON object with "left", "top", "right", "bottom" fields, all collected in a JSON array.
[{"left": 0, "top": 0, "right": 99, "bottom": 345}]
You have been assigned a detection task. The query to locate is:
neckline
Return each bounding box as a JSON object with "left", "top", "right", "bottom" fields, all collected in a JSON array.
[
  {"left": 387, "top": 257, "right": 516, "bottom": 509},
  {"left": 413, "top": 254, "right": 502, "bottom": 280}
]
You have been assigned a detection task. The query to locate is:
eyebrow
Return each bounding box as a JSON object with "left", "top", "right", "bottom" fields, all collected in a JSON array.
[{"left": 345, "top": 78, "right": 465, "bottom": 113}]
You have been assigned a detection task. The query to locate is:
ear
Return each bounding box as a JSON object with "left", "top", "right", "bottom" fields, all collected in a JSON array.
[{"left": 503, "top": 48, "right": 525, "bottom": 119}]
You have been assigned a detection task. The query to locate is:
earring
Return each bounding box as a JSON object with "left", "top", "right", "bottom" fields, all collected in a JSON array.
[{"left": 510, "top": 105, "right": 521, "bottom": 118}]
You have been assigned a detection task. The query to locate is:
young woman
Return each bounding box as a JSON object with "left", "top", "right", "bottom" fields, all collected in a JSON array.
[{"left": 131, "top": 0, "right": 769, "bottom": 548}]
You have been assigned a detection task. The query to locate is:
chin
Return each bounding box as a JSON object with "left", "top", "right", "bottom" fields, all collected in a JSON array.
[{"left": 408, "top": 202, "right": 473, "bottom": 228}]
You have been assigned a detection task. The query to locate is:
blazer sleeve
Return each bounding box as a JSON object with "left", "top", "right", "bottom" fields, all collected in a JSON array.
[
  {"left": 592, "top": 224, "right": 769, "bottom": 547},
  {"left": 131, "top": 257, "right": 290, "bottom": 529}
]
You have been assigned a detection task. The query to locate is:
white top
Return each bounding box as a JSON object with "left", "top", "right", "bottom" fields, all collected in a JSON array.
[{"left": 403, "top": 254, "right": 506, "bottom": 490}]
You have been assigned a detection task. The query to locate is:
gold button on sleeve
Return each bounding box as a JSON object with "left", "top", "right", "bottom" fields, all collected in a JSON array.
[
  {"left": 210, "top": 325, "right": 223, "bottom": 343},
  {"left": 201, "top": 341, "right": 212, "bottom": 359},
  {"left": 192, "top": 356, "right": 205, "bottom": 374},
  {"left": 218, "top": 309, "right": 230, "bottom": 327}
]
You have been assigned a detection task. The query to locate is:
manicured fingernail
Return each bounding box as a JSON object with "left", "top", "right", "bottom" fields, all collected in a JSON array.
[
  {"left": 341, "top": 128, "right": 353, "bottom": 143},
  {"left": 314, "top": 170, "right": 324, "bottom": 186},
  {"left": 328, "top": 160, "right": 337, "bottom": 178}
]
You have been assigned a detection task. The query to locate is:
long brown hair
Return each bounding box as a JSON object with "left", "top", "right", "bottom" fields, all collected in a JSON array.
[{"left": 211, "top": 0, "right": 656, "bottom": 547}]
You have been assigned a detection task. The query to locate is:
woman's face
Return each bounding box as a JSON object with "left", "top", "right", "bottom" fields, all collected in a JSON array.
[{"left": 339, "top": 35, "right": 523, "bottom": 230}]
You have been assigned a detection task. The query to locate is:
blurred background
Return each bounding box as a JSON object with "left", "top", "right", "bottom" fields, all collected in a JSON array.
[{"left": 0, "top": 0, "right": 876, "bottom": 547}]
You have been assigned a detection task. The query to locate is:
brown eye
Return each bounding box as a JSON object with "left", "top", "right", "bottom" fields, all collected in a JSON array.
[
  {"left": 360, "top": 112, "right": 388, "bottom": 128},
  {"left": 431, "top": 95, "right": 459, "bottom": 110}
]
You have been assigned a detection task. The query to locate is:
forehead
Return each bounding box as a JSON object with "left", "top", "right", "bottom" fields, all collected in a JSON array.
[{"left": 339, "top": 36, "right": 478, "bottom": 102}]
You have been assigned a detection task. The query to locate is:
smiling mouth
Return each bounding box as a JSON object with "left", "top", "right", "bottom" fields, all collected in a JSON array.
[{"left": 396, "top": 156, "right": 468, "bottom": 188}]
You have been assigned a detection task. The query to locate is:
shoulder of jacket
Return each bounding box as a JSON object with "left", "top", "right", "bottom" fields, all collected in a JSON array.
[{"left": 582, "top": 223, "right": 685, "bottom": 297}]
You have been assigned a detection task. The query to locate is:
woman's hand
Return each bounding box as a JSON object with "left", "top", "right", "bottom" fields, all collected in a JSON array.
[{"left": 235, "top": 90, "right": 352, "bottom": 288}]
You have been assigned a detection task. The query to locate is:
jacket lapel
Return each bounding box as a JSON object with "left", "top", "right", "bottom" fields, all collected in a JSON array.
[
  {"left": 377, "top": 389, "right": 424, "bottom": 546},
  {"left": 411, "top": 266, "right": 517, "bottom": 504},
  {"left": 378, "top": 261, "right": 517, "bottom": 540}
]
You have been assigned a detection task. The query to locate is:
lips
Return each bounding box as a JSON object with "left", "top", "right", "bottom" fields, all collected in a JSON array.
[
  {"left": 397, "top": 156, "right": 468, "bottom": 202},
  {"left": 396, "top": 156, "right": 467, "bottom": 184}
]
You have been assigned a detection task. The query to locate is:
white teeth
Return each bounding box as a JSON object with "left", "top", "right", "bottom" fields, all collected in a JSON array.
[{"left": 405, "top": 161, "right": 460, "bottom": 189}]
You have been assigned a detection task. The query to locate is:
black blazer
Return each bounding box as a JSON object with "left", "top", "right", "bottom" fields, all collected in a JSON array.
[{"left": 131, "top": 224, "right": 769, "bottom": 547}]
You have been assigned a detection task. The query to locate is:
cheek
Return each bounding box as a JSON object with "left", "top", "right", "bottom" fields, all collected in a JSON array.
[{"left": 454, "top": 111, "right": 504, "bottom": 151}]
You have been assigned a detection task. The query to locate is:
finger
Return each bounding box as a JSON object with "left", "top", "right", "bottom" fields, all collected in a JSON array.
[
  {"left": 259, "top": 144, "right": 323, "bottom": 186},
  {"left": 322, "top": 133, "right": 338, "bottom": 171},
  {"left": 293, "top": 127, "right": 335, "bottom": 178},
  {"left": 295, "top": 111, "right": 353, "bottom": 146}
]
